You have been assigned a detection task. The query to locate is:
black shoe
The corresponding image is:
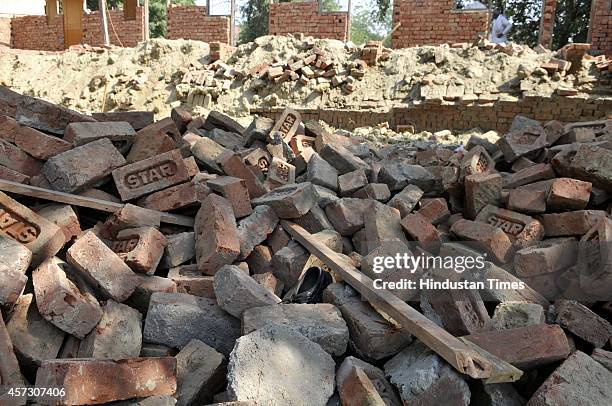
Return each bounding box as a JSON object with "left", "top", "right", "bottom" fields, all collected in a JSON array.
[{"left": 282, "top": 266, "right": 333, "bottom": 304}]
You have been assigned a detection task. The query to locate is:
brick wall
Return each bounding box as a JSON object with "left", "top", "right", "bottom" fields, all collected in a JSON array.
[
  {"left": 167, "top": 5, "right": 231, "bottom": 44},
  {"left": 11, "top": 14, "right": 64, "bottom": 51},
  {"left": 588, "top": 0, "right": 612, "bottom": 55},
  {"left": 391, "top": 0, "right": 490, "bottom": 48},
  {"left": 538, "top": 0, "right": 557, "bottom": 48},
  {"left": 83, "top": 8, "right": 145, "bottom": 47},
  {"left": 0, "top": 17, "right": 11, "bottom": 47},
  {"left": 251, "top": 95, "right": 611, "bottom": 133},
  {"left": 269, "top": 1, "right": 349, "bottom": 41},
  {"left": 10, "top": 8, "right": 144, "bottom": 51}
]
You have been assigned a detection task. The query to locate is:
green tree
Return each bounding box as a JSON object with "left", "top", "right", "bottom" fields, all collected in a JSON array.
[
  {"left": 350, "top": 0, "right": 391, "bottom": 45},
  {"left": 238, "top": 0, "right": 269, "bottom": 44},
  {"left": 552, "top": 0, "right": 591, "bottom": 49},
  {"left": 86, "top": 0, "right": 123, "bottom": 10}
]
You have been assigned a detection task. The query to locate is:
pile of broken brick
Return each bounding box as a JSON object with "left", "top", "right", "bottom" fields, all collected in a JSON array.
[{"left": 0, "top": 84, "right": 612, "bottom": 405}]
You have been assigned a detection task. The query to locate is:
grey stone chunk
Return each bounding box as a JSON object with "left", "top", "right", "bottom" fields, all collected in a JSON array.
[
  {"left": 191, "top": 137, "right": 227, "bottom": 174},
  {"left": 294, "top": 204, "right": 334, "bottom": 233},
  {"left": 472, "top": 383, "right": 525, "bottom": 406},
  {"left": 491, "top": 302, "right": 545, "bottom": 330},
  {"left": 175, "top": 339, "right": 225, "bottom": 406},
  {"left": 42, "top": 138, "right": 126, "bottom": 193},
  {"left": 338, "top": 169, "right": 368, "bottom": 197},
  {"left": 591, "top": 349, "right": 612, "bottom": 372},
  {"left": 251, "top": 182, "right": 316, "bottom": 219},
  {"left": 555, "top": 299, "right": 612, "bottom": 348},
  {"left": 243, "top": 117, "right": 274, "bottom": 146},
  {"left": 307, "top": 152, "right": 338, "bottom": 191},
  {"left": 384, "top": 341, "right": 471, "bottom": 405},
  {"left": 526, "top": 351, "right": 612, "bottom": 406},
  {"left": 509, "top": 115, "right": 541, "bottom": 132},
  {"left": 242, "top": 303, "right": 349, "bottom": 355},
  {"left": 143, "top": 292, "right": 240, "bottom": 356},
  {"left": 313, "top": 185, "right": 340, "bottom": 208},
  {"left": 6, "top": 294, "right": 64, "bottom": 369},
  {"left": 160, "top": 232, "right": 195, "bottom": 269},
  {"left": 352, "top": 183, "right": 391, "bottom": 202},
  {"left": 336, "top": 356, "right": 402, "bottom": 406},
  {"left": 364, "top": 201, "right": 408, "bottom": 252},
  {"left": 271, "top": 241, "right": 309, "bottom": 289},
  {"left": 213, "top": 265, "right": 280, "bottom": 318},
  {"left": 323, "top": 283, "right": 412, "bottom": 361},
  {"left": 324, "top": 198, "right": 370, "bottom": 236},
  {"left": 78, "top": 300, "right": 142, "bottom": 360},
  {"left": 237, "top": 206, "right": 279, "bottom": 260},
  {"left": 124, "top": 274, "right": 177, "bottom": 316},
  {"left": 378, "top": 160, "right": 436, "bottom": 192},
  {"left": 320, "top": 143, "right": 370, "bottom": 175},
  {"left": 388, "top": 184, "right": 423, "bottom": 217},
  {"left": 203, "top": 110, "right": 246, "bottom": 134},
  {"left": 227, "top": 324, "right": 335, "bottom": 406},
  {"left": 207, "top": 128, "right": 244, "bottom": 150}
]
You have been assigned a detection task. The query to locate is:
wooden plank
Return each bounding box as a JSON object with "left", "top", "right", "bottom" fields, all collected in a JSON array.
[
  {"left": 282, "top": 221, "right": 522, "bottom": 382},
  {"left": 0, "top": 179, "right": 194, "bottom": 227}
]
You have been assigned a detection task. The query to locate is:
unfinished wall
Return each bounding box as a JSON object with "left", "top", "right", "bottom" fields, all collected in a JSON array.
[
  {"left": 10, "top": 7, "right": 144, "bottom": 51},
  {"left": 167, "top": 5, "right": 231, "bottom": 44},
  {"left": 538, "top": 0, "right": 557, "bottom": 48},
  {"left": 252, "top": 96, "right": 611, "bottom": 133},
  {"left": 391, "top": 0, "right": 490, "bottom": 48},
  {"left": 269, "top": 1, "right": 349, "bottom": 41},
  {"left": 11, "top": 14, "right": 64, "bottom": 51},
  {"left": 588, "top": 0, "right": 612, "bottom": 55},
  {"left": 0, "top": 17, "right": 11, "bottom": 47}
]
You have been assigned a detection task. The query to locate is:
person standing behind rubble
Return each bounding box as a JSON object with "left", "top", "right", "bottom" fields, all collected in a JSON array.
[{"left": 489, "top": 8, "right": 513, "bottom": 45}]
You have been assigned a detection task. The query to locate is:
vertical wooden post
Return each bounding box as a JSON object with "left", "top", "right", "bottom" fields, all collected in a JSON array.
[
  {"left": 346, "top": 0, "right": 352, "bottom": 42},
  {"left": 144, "top": 0, "right": 150, "bottom": 41},
  {"left": 230, "top": 0, "right": 236, "bottom": 46},
  {"left": 99, "top": 0, "right": 110, "bottom": 46}
]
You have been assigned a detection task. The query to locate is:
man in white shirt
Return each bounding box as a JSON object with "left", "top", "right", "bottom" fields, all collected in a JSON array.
[{"left": 489, "top": 9, "right": 513, "bottom": 45}]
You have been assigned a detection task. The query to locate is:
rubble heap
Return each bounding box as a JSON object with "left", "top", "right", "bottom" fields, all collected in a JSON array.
[{"left": 0, "top": 86, "right": 611, "bottom": 405}]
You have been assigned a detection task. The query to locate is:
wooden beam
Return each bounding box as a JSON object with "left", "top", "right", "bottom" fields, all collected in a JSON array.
[
  {"left": 0, "top": 180, "right": 194, "bottom": 227},
  {"left": 281, "top": 221, "right": 523, "bottom": 382},
  {"left": 143, "top": 0, "right": 150, "bottom": 41},
  {"left": 99, "top": 0, "right": 110, "bottom": 46}
]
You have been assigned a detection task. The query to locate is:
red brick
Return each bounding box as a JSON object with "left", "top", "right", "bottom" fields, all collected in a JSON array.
[
  {"left": 538, "top": 210, "right": 607, "bottom": 237},
  {"left": 476, "top": 205, "right": 544, "bottom": 247},
  {"left": 514, "top": 238, "right": 577, "bottom": 277},
  {"left": 417, "top": 197, "right": 450, "bottom": 225},
  {"left": 113, "top": 149, "right": 190, "bottom": 201},
  {"left": 67, "top": 230, "right": 137, "bottom": 302},
  {"left": 270, "top": 108, "right": 302, "bottom": 143},
  {"left": 35, "top": 358, "right": 177, "bottom": 404},
  {"left": 464, "top": 172, "right": 502, "bottom": 219},
  {"left": 401, "top": 212, "right": 440, "bottom": 250},
  {"left": 0, "top": 164, "right": 30, "bottom": 183},
  {"left": 507, "top": 189, "right": 547, "bottom": 214},
  {"left": 547, "top": 178, "right": 592, "bottom": 211},
  {"left": 111, "top": 227, "right": 167, "bottom": 275},
  {"left": 14, "top": 126, "right": 72, "bottom": 160},
  {"left": 35, "top": 204, "right": 81, "bottom": 244},
  {"left": 168, "top": 264, "right": 215, "bottom": 298},
  {"left": 126, "top": 122, "right": 177, "bottom": 164},
  {"left": 217, "top": 151, "right": 266, "bottom": 198},
  {"left": 138, "top": 176, "right": 212, "bottom": 212},
  {"left": 207, "top": 176, "right": 253, "bottom": 218},
  {"left": 0, "top": 139, "right": 42, "bottom": 177},
  {"left": 450, "top": 219, "right": 514, "bottom": 263},
  {"left": 505, "top": 163, "right": 555, "bottom": 188},
  {"left": 555, "top": 300, "right": 612, "bottom": 348},
  {"left": 0, "top": 115, "right": 20, "bottom": 143},
  {"left": 0, "top": 313, "right": 23, "bottom": 387},
  {"left": 92, "top": 111, "right": 154, "bottom": 130}
]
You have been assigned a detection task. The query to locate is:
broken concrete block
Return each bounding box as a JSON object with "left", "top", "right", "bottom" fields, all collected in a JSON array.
[
  {"left": 168, "top": 265, "right": 215, "bottom": 298},
  {"left": 208, "top": 176, "right": 253, "bottom": 218},
  {"left": 6, "top": 294, "right": 64, "bottom": 370},
  {"left": 35, "top": 204, "right": 81, "bottom": 244},
  {"left": 175, "top": 339, "right": 225, "bottom": 406},
  {"left": 491, "top": 302, "right": 545, "bottom": 330},
  {"left": 203, "top": 111, "right": 246, "bottom": 135},
  {"left": 307, "top": 152, "right": 339, "bottom": 191},
  {"left": 111, "top": 227, "right": 167, "bottom": 275},
  {"left": 471, "top": 383, "right": 525, "bottom": 406},
  {"left": 32, "top": 258, "right": 103, "bottom": 339},
  {"left": 227, "top": 324, "right": 335, "bottom": 405},
  {"left": 464, "top": 173, "right": 502, "bottom": 219},
  {"left": 323, "top": 283, "right": 412, "bottom": 360},
  {"left": 160, "top": 232, "right": 195, "bottom": 269},
  {"left": 67, "top": 230, "right": 137, "bottom": 302},
  {"left": 113, "top": 149, "right": 189, "bottom": 201},
  {"left": 242, "top": 303, "right": 349, "bottom": 355},
  {"left": 35, "top": 358, "right": 177, "bottom": 404},
  {"left": 464, "top": 324, "right": 570, "bottom": 369},
  {"left": 546, "top": 177, "right": 592, "bottom": 211},
  {"left": 338, "top": 169, "right": 368, "bottom": 197},
  {"left": 378, "top": 160, "right": 435, "bottom": 192},
  {"left": 271, "top": 241, "right": 310, "bottom": 289},
  {"left": 591, "top": 348, "right": 612, "bottom": 372},
  {"left": 78, "top": 300, "right": 142, "bottom": 360},
  {"left": 384, "top": 341, "right": 471, "bottom": 405},
  {"left": 450, "top": 219, "right": 514, "bottom": 263},
  {"left": 388, "top": 184, "right": 423, "bottom": 217},
  {"left": 144, "top": 292, "right": 240, "bottom": 356},
  {"left": 526, "top": 351, "right": 612, "bottom": 406},
  {"left": 195, "top": 194, "right": 240, "bottom": 275},
  {"left": 43, "top": 138, "right": 126, "bottom": 193},
  {"left": 252, "top": 182, "right": 316, "bottom": 218},
  {"left": 364, "top": 201, "right": 407, "bottom": 252},
  {"left": 214, "top": 265, "right": 281, "bottom": 318},
  {"left": 237, "top": 205, "right": 279, "bottom": 260},
  {"left": 555, "top": 300, "right": 612, "bottom": 348},
  {"left": 0, "top": 235, "right": 31, "bottom": 306},
  {"left": 0, "top": 191, "right": 64, "bottom": 266}
]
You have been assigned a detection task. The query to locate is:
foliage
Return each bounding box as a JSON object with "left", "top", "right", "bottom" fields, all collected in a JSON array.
[
  {"left": 552, "top": 0, "right": 591, "bottom": 49},
  {"left": 238, "top": 0, "right": 269, "bottom": 44},
  {"left": 350, "top": 0, "right": 391, "bottom": 46}
]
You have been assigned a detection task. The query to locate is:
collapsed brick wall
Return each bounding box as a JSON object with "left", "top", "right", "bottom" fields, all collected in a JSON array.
[
  {"left": 10, "top": 8, "right": 144, "bottom": 51},
  {"left": 0, "top": 17, "right": 11, "bottom": 47},
  {"left": 269, "top": 1, "right": 349, "bottom": 41},
  {"left": 252, "top": 96, "right": 612, "bottom": 132},
  {"left": 11, "top": 15, "right": 64, "bottom": 51},
  {"left": 391, "top": 0, "right": 490, "bottom": 48},
  {"left": 83, "top": 8, "right": 145, "bottom": 47},
  {"left": 588, "top": 0, "right": 612, "bottom": 55},
  {"left": 167, "top": 5, "right": 231, "bottom": 44}
]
